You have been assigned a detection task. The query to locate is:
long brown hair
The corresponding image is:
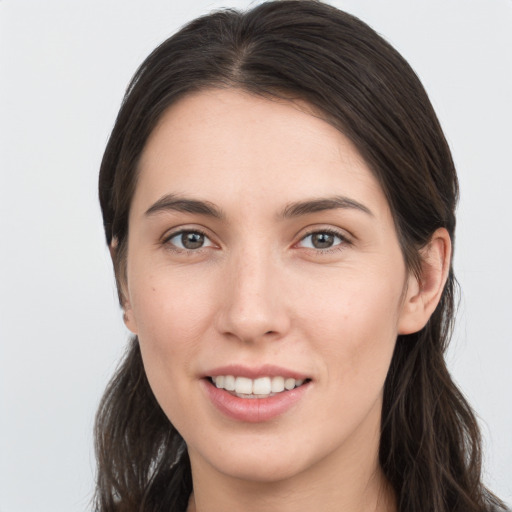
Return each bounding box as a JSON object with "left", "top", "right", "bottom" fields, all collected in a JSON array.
[{"left": 96, "top": 1, "right": 505, "bottom": 510}]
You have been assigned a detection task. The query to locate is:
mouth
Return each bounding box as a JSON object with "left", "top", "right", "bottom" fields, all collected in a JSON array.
[
  {"left": 207, "top": 375, "right": 311, "bottom": 399},
  {"left": 202, "top": 369, "right": 312, "bottom": 422}
]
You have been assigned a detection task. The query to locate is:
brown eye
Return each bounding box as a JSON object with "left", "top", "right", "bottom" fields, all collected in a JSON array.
[
  {"left": 298, "top": 230, "right": 345, "bottom": 250},
  {"left": 166, "top": 230, "right": 213, "bottom": 250},
  {"left": 311, "top": 233, "right": 335, "bottom": 249}
]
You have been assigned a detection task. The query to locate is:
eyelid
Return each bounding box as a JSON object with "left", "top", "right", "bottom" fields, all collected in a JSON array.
[
  {"left": 295, "top": 226, "right": 352, "bottom": 252},
  {"left": 160, "top": 224, "right": 352, "bottom": 254},
  {"left": 161, "top": 226, "right": 218, "bottom": 252}
]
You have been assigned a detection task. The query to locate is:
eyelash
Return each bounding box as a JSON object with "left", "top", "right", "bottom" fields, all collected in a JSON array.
[
  {"left": 162, "top": 228, "right": 214, "bottom": 255},
  {"left": 296, "top": 228, "right": 350, "bottom": 254},
  {"left": 161, "top": 228, "right": 350, "bottom": 254}
]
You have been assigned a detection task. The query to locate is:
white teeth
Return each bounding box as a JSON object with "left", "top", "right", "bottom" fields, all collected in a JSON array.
[
  {"left": 271, "top": 376, "right": 285, "bottom": 393},
  {"left": 224, "top": 375, "right": 235, "bottom": 391},
  {"left": 235, "top": 376, "right": 253, "bottom": 394},
  {"left": 284, "top": 378, "right": 296, "bottom": 390},
  {"left": 211, "top": 375, "right": 306, "bottom": 396},
  {"left": 253, "top": 377, "right": 271, "bottom": 395}
]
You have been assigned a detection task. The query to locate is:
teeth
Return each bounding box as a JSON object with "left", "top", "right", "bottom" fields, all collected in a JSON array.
[
  {"left": 271, "top": 376, "right": 284, "bottom": 393},
  {"left": 224, "top": 375, "right": 235, "bottom": 391},
  {"left": 284, "top": 377, "right": 296, "bottom": 390},
  {"left": 253, "top": 377, "right": 271, "bottom": 395},
  {"left": 235, "top": 376, "right": 252, "bottom": 394},
  {"left": 211, "top": 375, "right": 306, "bottom": 396}
]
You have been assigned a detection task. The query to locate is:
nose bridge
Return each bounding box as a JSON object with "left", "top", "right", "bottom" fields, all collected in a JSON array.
[{"left": 218, "top": 241, "right": 288, "bottom": 342}]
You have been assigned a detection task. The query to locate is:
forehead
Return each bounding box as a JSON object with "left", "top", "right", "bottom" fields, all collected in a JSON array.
[{"left": 133, "top": 88, "right": 388, "bottom": 219}]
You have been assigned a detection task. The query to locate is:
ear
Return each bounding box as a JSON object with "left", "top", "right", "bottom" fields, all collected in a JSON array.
[
  {"left": 122, "top": 306, "right": 139, "bottom": 335},
  {"left": 398, "top": 228, "right": 452, "bottom": 335},
  {"left": 109, "top": 240, "right": 139, "bottom": 335}
]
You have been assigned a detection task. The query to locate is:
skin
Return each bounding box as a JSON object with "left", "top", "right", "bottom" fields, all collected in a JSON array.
[{"left": 120, "top": 89, "right": 450, "bottom": 512}]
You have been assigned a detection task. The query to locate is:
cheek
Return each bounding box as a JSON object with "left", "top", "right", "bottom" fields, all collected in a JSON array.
[
  {"left": 128, "top": 269, "right": 220, "bottom": 429},
  {"left": 299, "top": 266, "right": 403, "bottom": 382},
  {"left": 133, "top": 247, "right": 214, "bottom": 313},
  {"left": 129, "top": 267, "right": 219, "bottom": 371}
]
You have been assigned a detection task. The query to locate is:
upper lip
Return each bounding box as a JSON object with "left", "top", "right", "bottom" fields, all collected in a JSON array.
[{"left": 203, "top": 364, "right": 310, "bottom": 380}]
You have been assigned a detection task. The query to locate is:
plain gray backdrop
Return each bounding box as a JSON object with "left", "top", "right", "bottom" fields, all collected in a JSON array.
[{"left": 1, "top": 1, "right": 511, "bottom": 510}]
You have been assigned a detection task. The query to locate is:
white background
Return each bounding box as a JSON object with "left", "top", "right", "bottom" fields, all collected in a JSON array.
[{"left": 0, "top": 1, "right": 511, "bottom": 510}]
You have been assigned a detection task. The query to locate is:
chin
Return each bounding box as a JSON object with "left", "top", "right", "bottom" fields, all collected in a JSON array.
[
  {"left": 187, "top": 431, "right": 337, "bottom": 486},
  {"left": 212, "top": 452, "right": 312, "bottom": 484}
]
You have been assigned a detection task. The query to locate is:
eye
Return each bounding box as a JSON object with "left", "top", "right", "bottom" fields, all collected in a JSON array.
[
  {"left": 165, "top": 230, "right": 214, "bottom": 251},
  {"left": 297, "top": 230, "right": 346, "bottom": 250}
]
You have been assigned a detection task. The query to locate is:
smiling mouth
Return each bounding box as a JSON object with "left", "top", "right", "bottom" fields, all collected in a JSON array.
[{"left": 208, "top": 375, "right": 310, "bottom": 399}]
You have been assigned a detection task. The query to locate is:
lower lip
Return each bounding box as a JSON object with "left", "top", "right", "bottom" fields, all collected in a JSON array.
[{"left": 202, "top": 379, "right": 310, "bottom": 423}]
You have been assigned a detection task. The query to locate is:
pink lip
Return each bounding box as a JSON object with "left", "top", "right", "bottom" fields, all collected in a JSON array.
[
  {"left": 203, "top": 364, "right": 309, "bottom": 380},
  {"left": 201, "top": 367, "right": 311, "bottom": 423}
]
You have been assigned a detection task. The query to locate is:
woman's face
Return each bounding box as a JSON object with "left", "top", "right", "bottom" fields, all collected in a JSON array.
[{"left": 123, "top": 89, "right": 418, "bottom": 484}]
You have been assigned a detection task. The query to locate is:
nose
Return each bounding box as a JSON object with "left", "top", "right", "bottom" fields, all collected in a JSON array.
[{"left": 216, "top": 246, "right": 291, "bottom": 344}]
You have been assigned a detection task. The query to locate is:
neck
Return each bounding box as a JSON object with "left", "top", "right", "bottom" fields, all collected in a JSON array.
[{"left": 188, "top": 467, "right": 395, "bottom": 512}]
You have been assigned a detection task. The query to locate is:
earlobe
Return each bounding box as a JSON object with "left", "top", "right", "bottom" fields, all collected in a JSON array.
[
  {"left": 120, "top": 286, "right": 138, "bottom": 335},
  {"left": 398, "top": 228, "right": 451, "bottom": 335},
  {"left": 123, "top": 305, "right": 138, "bottom": 334},
  {"left": 109, "top": 238, "right": 138, "bottom": 335}
]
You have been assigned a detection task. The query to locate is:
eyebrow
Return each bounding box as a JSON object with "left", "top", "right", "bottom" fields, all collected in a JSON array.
[
  {"left": 144, "top": 193, "right": 372, "bottom": 220},
  {"left": 280, "top": 196, "right": 373, "bottom": 219},
  {"left": 145, "top": 194, "right": 225, "bottom": 219}
]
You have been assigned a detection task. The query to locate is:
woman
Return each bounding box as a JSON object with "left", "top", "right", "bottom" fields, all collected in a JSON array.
[{"left": 95, "top": 1, "right": 507, "bottom": 511}]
